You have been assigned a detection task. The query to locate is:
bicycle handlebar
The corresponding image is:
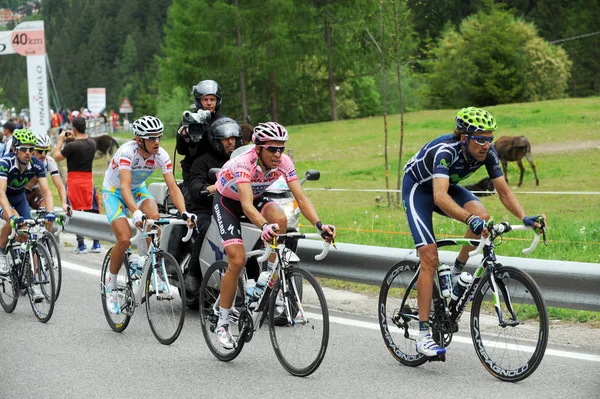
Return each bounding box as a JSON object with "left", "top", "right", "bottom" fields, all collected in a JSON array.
[
  {"left": 254, "top": 232, "right": 332, "bottom": 263},
  {"left": 468, "top": 223, "right": 541, "bottom": 257},
  {"left": 130, "top": 218, "right": 194, "bottom": 244},
  {"left": 8, "top": 217, "right": 48, "bottom": 240}
]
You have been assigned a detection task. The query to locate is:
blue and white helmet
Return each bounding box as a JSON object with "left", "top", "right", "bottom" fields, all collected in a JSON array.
[{"left": 132, "top": 116, "right": 164, "bottom": 137}]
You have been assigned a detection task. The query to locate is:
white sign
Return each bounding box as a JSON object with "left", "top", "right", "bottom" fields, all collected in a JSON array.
[
  {"left": 26, "top": 54, "right": 50, "bottom": 136},
  {"left": 87, "top": 88, "right": 106, "bottom": 114},
  {"left": 119, "top": 97, "right": 133, "bottom": 114},
  {"left": 0, "top": 31, "right": 16, "bottom": 55}
]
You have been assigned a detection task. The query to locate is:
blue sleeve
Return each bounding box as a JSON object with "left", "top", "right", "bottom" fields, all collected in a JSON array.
[
  {"left": 0, "top": 159, "right": 9, "bottom": 180},
  {"left": 33, "top": 159, "right": 46, "bottom": 179},
  {"left": 485, "top": 146, "right": 503, "bottom": 179},
  {"left": 432, "top": 147, "right": 454, "bottom": 179}
]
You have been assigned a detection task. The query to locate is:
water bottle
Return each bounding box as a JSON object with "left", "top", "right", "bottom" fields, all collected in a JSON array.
[
  {"left": 245, "top": 279, "right": 257, "bottom": 305},
  {"left": 255, "top": 271, "right": 270, "bottom": 298},
  {"left": 128, "top": 253, "right": 143, "bottom": 280},
  {"left": 437, "top": 263, "right": 453, "bottom": 299},
  {"left": 450, "top": 272, "right": 473, "bottom": 304}
]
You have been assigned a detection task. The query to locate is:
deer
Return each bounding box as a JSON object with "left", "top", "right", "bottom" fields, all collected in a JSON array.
[{"left": 493, "top": 136, "right": 540, "bottom": 187}]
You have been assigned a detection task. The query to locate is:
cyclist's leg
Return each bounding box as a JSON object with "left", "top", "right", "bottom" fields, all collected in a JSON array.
[
  {"left": 213, "top": 193, "right": 245, "bottom": 349},
  {"left": 103, "top": 189, "right": 131, "bottom": 295},
  {"left": 402, "top": 175, "right": 445, "bottom": 356},
  {"left": 257, "top": 196, "right": 286, "bottom": 268},
  {"left": 0, "top": 206, "right": 16, "bottom": 275},
  {"left": 449, "top": 186, "right": 489, "bottom": 269}
]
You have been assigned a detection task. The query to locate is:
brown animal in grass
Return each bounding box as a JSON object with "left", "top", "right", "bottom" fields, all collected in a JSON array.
[
  {"left": 493, "top": 136, "right": 539, "bottom": 187},
  {"left": 240, "top": 123, "right": 254, "bottom": 145},
  {"left": 464, "top": 177, "right": 495, "bottom": 197}
]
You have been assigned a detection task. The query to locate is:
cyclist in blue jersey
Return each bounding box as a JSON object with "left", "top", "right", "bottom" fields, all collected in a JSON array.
[
  {"left": 0, "top": 129, "right": 56, "bottom": 301},
  {"left": 402, "top": 107, "right": 546, "bottom": 357}
]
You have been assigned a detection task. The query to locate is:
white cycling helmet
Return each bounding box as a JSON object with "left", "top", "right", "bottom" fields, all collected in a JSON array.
[
  {"left": 132, "top": 116, "right": 164, "bottom": 137},
  {"left": 35, "top": 133, "right": 52, "bottom": 149},
  {"left": 252, "top": 122, "right": 289, "bottom": 143}
]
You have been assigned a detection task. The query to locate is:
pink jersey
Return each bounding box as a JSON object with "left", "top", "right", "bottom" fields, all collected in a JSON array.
[{"left": 216, "top": 147, "right": 298, "bottom": 200}]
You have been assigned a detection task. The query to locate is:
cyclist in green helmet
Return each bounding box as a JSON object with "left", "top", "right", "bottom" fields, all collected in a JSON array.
[
  {"left": 401, "top": 107, "right": 546, "bottom": 357},
  {"left": 0, "top": 129, "right": 56, "bottom": 302}
]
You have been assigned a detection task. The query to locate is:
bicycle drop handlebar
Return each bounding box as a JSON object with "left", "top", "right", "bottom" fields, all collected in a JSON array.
[
  {"left": 130, "top": 218, "right": 195, "bottom": 244},
  {"left": 468, "top": 223, "right": 542, "bottom": 257},
  {"left": 251, "top": 232, "right": 333, "bottom": 263}
]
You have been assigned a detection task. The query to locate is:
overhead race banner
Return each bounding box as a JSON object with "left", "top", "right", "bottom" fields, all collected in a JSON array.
[{"left": 0, "top": 21, "right": 50, "bottom": 136}]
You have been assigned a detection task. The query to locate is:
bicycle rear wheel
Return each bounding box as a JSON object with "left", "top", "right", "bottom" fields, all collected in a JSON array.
[
  {"left": 100, "top": 247, "right": 132, "bottom": 332},
  {"left": 268, "top": 267, "right": 329, "bottom": 377},
  {"left": 145, "top": 251, "right": 185, "bottom": 345},
  {"left": 470, "top": 265, "right": 549, "bottom": 382},
  {"left": 0, "top": 249, "right": 19, "bottom": 313},
  {"left": 378, "top": 260, "right": 428, "bottom": 367},
  {"left": 42, "top": 232, "right": 62, "bottom": 300},
  {"left": 27, "top": 244, "right": 56, "bottom": 323},
  {"left": 199, "top": 261, "right": 245, "bottom": 361}
]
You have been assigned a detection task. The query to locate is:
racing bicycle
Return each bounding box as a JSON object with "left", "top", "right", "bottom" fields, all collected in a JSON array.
[
  {"left": 199, "top": 232, "right": 331, "bottom": 377},
  {"left": 379, "top": 220, "right": 549, "bottom": 382}
]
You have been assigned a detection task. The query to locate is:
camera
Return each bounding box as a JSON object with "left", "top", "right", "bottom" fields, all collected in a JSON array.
[{"left": 181, "top": 110, "right": 211, "bottom": 143}]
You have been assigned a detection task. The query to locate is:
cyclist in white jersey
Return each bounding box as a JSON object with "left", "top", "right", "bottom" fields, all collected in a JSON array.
[
  {"left": 101, "top": 116, "right": 196, "bottom": 315},
  {"left": 25, "top": 133, "right": 69, "bottom": 220},
  {"left": 212, "top": 122, "right": 336, "bottom": 349}
]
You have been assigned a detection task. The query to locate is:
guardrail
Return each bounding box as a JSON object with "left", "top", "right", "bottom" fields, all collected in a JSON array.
[{"left": 62, "top": 210, "right": 600, "bottom": 312}]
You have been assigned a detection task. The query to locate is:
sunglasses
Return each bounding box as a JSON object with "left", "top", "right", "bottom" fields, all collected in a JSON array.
[
  {"left": 259, "top": 145, "right": 285, "bottom": 154},
  {"left": 470, "top": 135, "right": 494, "bottom": 146},
  {"left": 17, "top": 146, "right": 35, "bottom": 153},
  {"left": 143, "top": 135, "right": 163, "bottom": 142},
  {"left": 35, "top": 149, "right": 49, "bottom": 154}
]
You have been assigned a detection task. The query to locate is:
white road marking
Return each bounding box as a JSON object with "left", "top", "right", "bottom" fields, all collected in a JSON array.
[{"left": 63, "top": 260, "right": 600, "bottom": 363}]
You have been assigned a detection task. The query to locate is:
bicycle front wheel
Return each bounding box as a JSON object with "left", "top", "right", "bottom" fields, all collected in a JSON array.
[
  {"left": 269, "top": 267, "right": 329, "bottom": 377},
  {"left": 378, "top": 260, "right": 428, "bottom": 367},
  {"left": 100, "top": 247, "right": 132, "bottom": 332},
  {"left": 27, "top": 244, "right": 56, "bottom": 323},
  {"left": 0, "top": 249, "right": 19, "bottom": 313},
  {"left": 145, "top": 251, "right": 185, "bottom": 345},
  {"left": 42, "top": 232, "right": 62, "bottom": 300},
  {"left": 470, "top": 265, "right": 549, "bottom": 382},
  {"left": 199, "top": 261, "right": 246, "bottom": 362}
]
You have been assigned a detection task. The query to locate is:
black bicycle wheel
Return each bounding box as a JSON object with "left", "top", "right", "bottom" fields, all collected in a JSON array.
[
  {"left": 0, "top": 248, "right": 19, "bottom": 313},
  {"left": 100, "top": 247, "right": 132, "bottom": 332},
  {"left": 145, "top": 251, "right": 186, "bottom": 345},
  {"left": 199, "top": 261, "right": 245, "bottom": 362},
  {"left": 378, "top": 260, "right": 428, "bottom": 367},
  {"left": 269, "top": 267, "right": 329, "bottom": 377},
  {"left": 42, "top": 232, "right": 62, "bottom": 300},
  {"left": 26, "top": 244, "right": 56, "bottom": 323},
  {"left": 470, "top": 265, "right": 549, "bottom": 382}
]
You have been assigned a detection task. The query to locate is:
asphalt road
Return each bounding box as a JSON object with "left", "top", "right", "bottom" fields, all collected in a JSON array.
[{"left": 1, "top": 241, "right": 599, "bottom": 399}]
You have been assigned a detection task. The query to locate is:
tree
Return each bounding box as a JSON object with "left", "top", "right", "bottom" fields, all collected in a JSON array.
[{"left": 424, "top": 5, "right": 572, "bottom": 108}]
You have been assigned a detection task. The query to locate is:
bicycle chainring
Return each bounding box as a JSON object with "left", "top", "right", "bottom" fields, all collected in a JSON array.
[{"left": 239, "top": 310, "right": 254, "bottom": 343}]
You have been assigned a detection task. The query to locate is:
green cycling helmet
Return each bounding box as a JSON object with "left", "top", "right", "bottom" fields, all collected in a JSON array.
[
  {"left": 12, "top": 128, "right": 37, "bottom": 147},
  {"left": 455, "top": 107, "right": 497, "bottom": 133}
]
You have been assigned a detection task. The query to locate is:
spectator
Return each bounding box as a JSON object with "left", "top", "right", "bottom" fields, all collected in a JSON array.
[
  {"left": 2, "top": 121, "right": 16, "bottom": 155},
  {"left": 53, "top": 116, "right": 102, "bottom": 254},
  {"left": 110, "top": 109, "right": 119, "bottom": 133}
]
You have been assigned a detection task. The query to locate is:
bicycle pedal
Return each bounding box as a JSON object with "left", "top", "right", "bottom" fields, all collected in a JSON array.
[{"left": 428, "top": 354, "right": 446, "bottom": 362}]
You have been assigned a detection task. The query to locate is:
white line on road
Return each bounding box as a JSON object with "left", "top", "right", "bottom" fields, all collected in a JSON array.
[{"left": 63, "top": 260, "right": 600, "bottom": 363}]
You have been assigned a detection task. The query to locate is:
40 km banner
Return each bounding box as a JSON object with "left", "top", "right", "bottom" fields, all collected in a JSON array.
[{"left": 0, "top": 21, "right": 49, "bottom": 137}]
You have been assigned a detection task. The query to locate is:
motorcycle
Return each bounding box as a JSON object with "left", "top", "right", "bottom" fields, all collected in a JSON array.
[{"left": 148, "top": 165, "right": 320, "bottom": 309}]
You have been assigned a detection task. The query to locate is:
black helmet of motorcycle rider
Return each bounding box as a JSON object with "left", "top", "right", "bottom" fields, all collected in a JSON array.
[
  {"left": 192, "top": 80, "right": 222, "bottom": 112},
  {"left": 208, "top": 117, "right": 242, "bottom": 157}
]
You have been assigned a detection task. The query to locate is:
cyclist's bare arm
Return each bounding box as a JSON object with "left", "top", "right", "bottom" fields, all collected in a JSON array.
[
  {"left": 38, "top": 177, "right": 54, "bottom": 213},
  {"left": 51, "top": 173, "right": 69, "bottom": 211},
  {"left": 119, "top": 169, "right": 139, "bottom": 213},
  {"left": 491, "top": 176, "right": 527, "bottom": 220},
  {"left": 0, "top": 179, "right": 12, "bottom": 219},
  {"left": 288, "top": 179, "right": 320, "bottom": 226},
  {"left": 433, "top": 177, "right": 472, "bottom": 223},
  {"left": 164, "top": 172, "right": 188, "bottom": 214},
  {"left": 238, "top": 182, "right": 269, "bottom": 228}
]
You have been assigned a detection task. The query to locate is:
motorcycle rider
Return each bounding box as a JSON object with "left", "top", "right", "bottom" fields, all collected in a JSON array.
[
  {"left": 212, "top": 122, "right": 336, "bottom": 349},
  {"left": 183, "top": 117, "right": 243, "bottom": 301},
  {"left": 176, "top": 80, "right": 225, "bottom": 193}
]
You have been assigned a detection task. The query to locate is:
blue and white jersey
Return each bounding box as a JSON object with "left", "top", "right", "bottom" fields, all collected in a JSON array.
[
  {"left": 404, "top": 134, "right": 503, "bottom": 186},
  {"left": 0, "top": 153, "right": 46, "bottom": 195}
]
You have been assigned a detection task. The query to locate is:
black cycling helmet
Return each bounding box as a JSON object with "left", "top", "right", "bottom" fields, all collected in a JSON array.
[
  {"left": 208, "top": 117, "right": 242, "bottom": 156},
  {"left": 192, "top": 80, "right": 222, "bottom": 112}
]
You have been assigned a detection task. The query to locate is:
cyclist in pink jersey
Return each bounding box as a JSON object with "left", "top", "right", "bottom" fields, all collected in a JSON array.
[{"left": 212, "top": 122, "right": 336, "bottom": 349}]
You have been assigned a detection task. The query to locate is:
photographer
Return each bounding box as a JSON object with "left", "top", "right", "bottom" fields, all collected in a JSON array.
[
  {"left": 182, "top": 117, "right": 242, "bottom": 298},
  {"left": 53, "top": 116, "right": 102, "bottom": 254},
  {"left": 176, "top": 80, "right": 225, "bottom": 192}
]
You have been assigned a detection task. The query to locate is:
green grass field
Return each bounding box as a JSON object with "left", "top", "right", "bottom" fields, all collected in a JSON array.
[{"left": 78, "top": 97, "right": 600, "bottom": 264}]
